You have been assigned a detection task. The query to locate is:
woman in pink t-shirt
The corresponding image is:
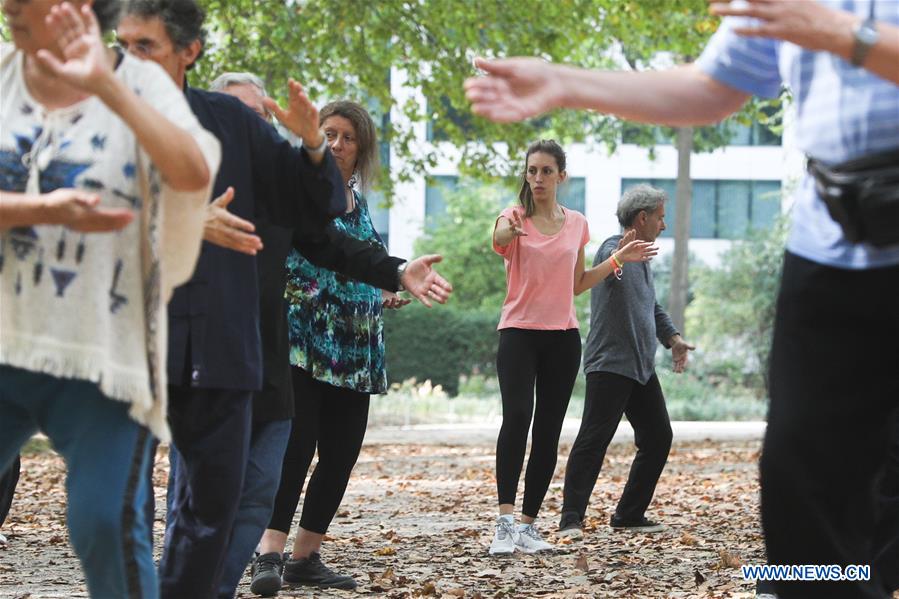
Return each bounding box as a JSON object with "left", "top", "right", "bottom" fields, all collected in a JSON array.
[{"left": 488, "top": 140, "right": 655, "bottom": 556}]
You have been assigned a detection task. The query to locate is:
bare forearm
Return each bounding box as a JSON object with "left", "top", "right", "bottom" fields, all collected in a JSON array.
[
  {"left": 0, "top": 192, "right": 51, "bottom": 228},
  {"left": 96, "top": 77, "right": 210, "bottom": 191},
  {"left": 494, "top": 227, "right": 515, "bottom": 247},
  {"left": 555, "top": 64, "right": 751, "bottom": 126},
  {"left": 844, "top": 19, "right": 899, "bottom": 84},
  {"left": 574, "top": 258, "right": 615, "bottom": 295}
]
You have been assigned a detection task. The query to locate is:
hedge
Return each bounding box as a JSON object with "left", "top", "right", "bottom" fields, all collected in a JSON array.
[{"left": 383, "top": 305, "right": 499, "bottom": 396}]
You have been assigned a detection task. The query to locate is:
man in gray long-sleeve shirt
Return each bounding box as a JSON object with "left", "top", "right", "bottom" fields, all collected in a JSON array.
[{"left": 558, "top": 184, "right": 694, "bottom": 537}]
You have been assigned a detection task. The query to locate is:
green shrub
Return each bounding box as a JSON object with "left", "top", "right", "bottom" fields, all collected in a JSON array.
[
  {"left": 657, "top": 366, "right": 766, "bottom": 421},
  {"left": 685, "top": 216, "right": 788, "bottom": 396},
  {"left": 384, "top": 305, "right": 499, "bottom": 395}
]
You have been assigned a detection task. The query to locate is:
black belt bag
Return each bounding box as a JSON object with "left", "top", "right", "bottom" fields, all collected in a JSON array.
[{"left": 807, "top": 148, "right": 899, "bottom": 247}]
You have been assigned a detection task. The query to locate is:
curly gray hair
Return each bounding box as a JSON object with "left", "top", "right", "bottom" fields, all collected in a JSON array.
[{"left": 616, "top": 184, "right": 667, "bottom": 228}]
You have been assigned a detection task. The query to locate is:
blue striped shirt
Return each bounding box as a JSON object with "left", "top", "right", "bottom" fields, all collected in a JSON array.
[{"left": 696, "top": 0, "right": 899, "bottom": 269}]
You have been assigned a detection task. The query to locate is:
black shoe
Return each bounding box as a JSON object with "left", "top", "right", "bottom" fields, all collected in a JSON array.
[
  {"left": 557, "top": 511, "right": 584, "bottom": 539},
  {"left": 250, "top": 552, "right": 284, "bottom": 597},
  {"left": 610, "top": 514, "right": 666, "bottom": 532},
  {"left": 282, "top": 552, "right": 357, "bottom": 590}
]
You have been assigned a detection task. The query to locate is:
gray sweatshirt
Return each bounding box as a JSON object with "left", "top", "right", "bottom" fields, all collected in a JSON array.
[{"left": 583, "top": 235, "right": 679, "bottom": 384}]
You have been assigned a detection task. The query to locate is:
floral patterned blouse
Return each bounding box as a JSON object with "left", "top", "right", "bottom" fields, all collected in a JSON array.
[{"left": 284, "top": 190, "right": 387, "bottom": 394}]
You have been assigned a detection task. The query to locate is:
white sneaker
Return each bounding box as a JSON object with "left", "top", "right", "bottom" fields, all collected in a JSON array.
[
  {"left": 0, "top": 532, "right": 6, "bottom": 546},
  {"left": 514, "top": 523, "right": 554, "bottom": 553},
  {"left": 488, "top": 517, "right": 517, "bottom": 556}
]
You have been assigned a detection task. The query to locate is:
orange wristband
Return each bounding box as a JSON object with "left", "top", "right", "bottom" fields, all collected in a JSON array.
[{"left": 609, "top": 256, "right": 623, "bottom": 280}]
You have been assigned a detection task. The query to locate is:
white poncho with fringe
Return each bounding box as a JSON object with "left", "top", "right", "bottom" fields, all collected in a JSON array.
[{"left": 0, "top": 44, "right": 220, "bottom": 441}]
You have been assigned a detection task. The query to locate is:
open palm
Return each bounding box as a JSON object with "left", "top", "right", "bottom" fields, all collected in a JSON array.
[
  {"left": 263, "top": 79, "right": 321, "bottom": 143},
  {"left": 465, "top": 58, "right": 558, "bottom": 123},
  {"left": 36, "top": 3, "right": 112, "bottom": 94}
]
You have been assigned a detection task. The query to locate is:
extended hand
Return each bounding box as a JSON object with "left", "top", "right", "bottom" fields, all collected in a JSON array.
[
  {"left": 401, "top": 255, "right": 453, "bottom": 308},
  {"left": 203, "top": 187, "right": 263, "bottom": 255},
  {"left": 670, "top": 335, "right": 696, "bottom": 373},
  {"left": 507, "top": 210, "right": 527, "bottom": 238},
  {"left": 35, "top": 3, "right": 115, "bottom": 95},
  {"left": 617, "top": 229, "right": 636, "bottom": 250},
  {"left": 263, "top": 79, "right": 323, "bottom": 146},
  {"left": 45, "top": 188, "right": 134, "bottom": 232},
  {"left": 710, "top": 0, "right": 856, "bottom": 55},
  {"left": 616, "top": 236, "right": 659, "bottom": 264},
  {"left": 464, "top": 57, "right": 561, "bottom": 123},
  {"left": 382, "top": 290, "right": 412, "bottom": 310}
]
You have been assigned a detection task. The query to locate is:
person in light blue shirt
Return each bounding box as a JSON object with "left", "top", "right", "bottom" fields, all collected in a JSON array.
[{"left": 466, "top": 2, "right": 899, "bottom": 597}]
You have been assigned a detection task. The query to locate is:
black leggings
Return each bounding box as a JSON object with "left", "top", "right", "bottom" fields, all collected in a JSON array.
[
  {"left": 0, "top": 455, "right": 20, "bottom": 529},
  {"left": 495, "top": 328, "right": 581, "bottom": 518},
  {"left": 268, "top": 367, "right": 370, "bottom": 535}
]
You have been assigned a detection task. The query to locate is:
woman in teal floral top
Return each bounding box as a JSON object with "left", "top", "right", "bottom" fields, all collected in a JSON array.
[{"left": 260, "top": 101, "right": 409, "bottom": 590}]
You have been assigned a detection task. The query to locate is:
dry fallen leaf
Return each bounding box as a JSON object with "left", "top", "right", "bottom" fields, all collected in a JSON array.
[
  {"left": 574, "top": 554, "right": 589, "bottom": 572},
  {"left": 5, "top": 439, "right": 768, "bottom": 599},
  {"left": 718, "top": 549, "right": 742, "bottom": 569}
]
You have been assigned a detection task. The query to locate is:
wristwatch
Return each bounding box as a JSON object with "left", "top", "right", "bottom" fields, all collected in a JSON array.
[
  {"left": 851, "top": 17, "right": 879, "bottom": 67},
  {"left": 302, "top": 131, "right": 328, "bottom": 155},
  {"left": 396, "top": 262, "right": 407, "bottom": 292}
]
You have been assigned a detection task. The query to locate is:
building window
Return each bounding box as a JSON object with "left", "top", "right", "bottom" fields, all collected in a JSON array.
[
  {"left": 426, "top": 98, "right": 473, "bottom": 143},
  {"left": 559, "top": 177, "right": 586, "bottom": 214},
  {"left": 621, "top": 178, "right": 781, "bottom": 240},
  {"left": 362, "top": 77, "right": 391, "bottom": 245},
  {"left": 424, "top": 175, "right": 459, "bottom": 227},
  {"left": 427, "top": 96, "right": 552, "bottom": 143},
  {"left": 621, "top": 118, "right": 781, "bottom": 147},
  {"left": 365, "top": 191, "right": 391, "bottom": 249},
  {"left": 424, "top": 175, "right": 586, "bottom": 229}
]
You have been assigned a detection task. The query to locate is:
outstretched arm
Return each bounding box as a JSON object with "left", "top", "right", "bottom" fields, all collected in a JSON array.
[
  {"left": 466, "top": 0, "right": 899, "bottom": 125},
  {"left": 37, "top": 3, "right": 210, "bottom": 191},
  {"left": 712, "top": 0, "right": 899, "bottom": 85},
  {"left": 1, "top": 190, "right": 134, "bottom": 232},
  {"left": 573, "top": 231, "right": 659, "bottom": 295},
  {"left": 293, "top": 228, "right": 452, "bottom": 307},
  {"left": 493, "top": 211, "right": 528, "bottom": 248},
  {"left": 465, "top": 59, "right": 750, "bottom": 126}
]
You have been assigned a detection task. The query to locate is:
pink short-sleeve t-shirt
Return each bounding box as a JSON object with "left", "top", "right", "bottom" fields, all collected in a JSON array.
[{"left": 493, "top": 206, "right": 590, "bottom": 330}]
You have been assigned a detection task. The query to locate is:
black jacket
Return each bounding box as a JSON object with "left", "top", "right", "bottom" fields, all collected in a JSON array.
[{"left": 167, "top": 86, "right": 345, "bottom": 390}]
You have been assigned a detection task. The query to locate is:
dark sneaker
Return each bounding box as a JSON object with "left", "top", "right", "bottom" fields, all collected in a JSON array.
[
  {"left": 610, "top": 515, "right": 666, "bottom": 533},
  {"left": 557, "top": 511, "right": 584, "bottom": 539},
  {"left": 250, "top": 552, "right": 284, "bottom": 597},
  {"left": 282, "top": 552, "right": 357, "bottom": 590}
]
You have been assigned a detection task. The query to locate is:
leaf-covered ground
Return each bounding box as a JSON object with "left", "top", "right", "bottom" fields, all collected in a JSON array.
[{"left": 0, "top": 436, "right": 818, "bottom": 598}]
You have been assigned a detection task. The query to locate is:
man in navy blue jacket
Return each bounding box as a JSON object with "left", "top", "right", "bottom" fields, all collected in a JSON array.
[{"left": 117, "top": 2, "right": 451, "bottom": 597}]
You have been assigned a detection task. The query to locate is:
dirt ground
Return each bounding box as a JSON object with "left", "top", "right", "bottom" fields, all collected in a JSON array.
[{"left": 1, "top": 436, "right": 774, "bottom": 598}]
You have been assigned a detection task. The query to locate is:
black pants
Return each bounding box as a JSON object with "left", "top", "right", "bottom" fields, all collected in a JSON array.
[
  {"left": 562, "top": 371, "right": 672, "bottom": 522},
  {"left": 268, "top": 367, "right": 370, "bottom": 535},
  {"left": 495, "top": 328, "right": 581, "bottom": 518},
  {"left": 0, "top": 455, "right": 20, "bottom": 529},
  {"left": 875, "top": 410, "right": 899, "bottom": 593},
  {"left": 159, "top": 386, "right": 253, "bottom": 599},
  {"left": 763, "top": 252, "right": 899, "bottom": 599}
]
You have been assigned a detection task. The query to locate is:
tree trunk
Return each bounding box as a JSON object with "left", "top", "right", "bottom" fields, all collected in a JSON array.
[{"left": 669, "top": 127, "right": 693, "bottom": 334}]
